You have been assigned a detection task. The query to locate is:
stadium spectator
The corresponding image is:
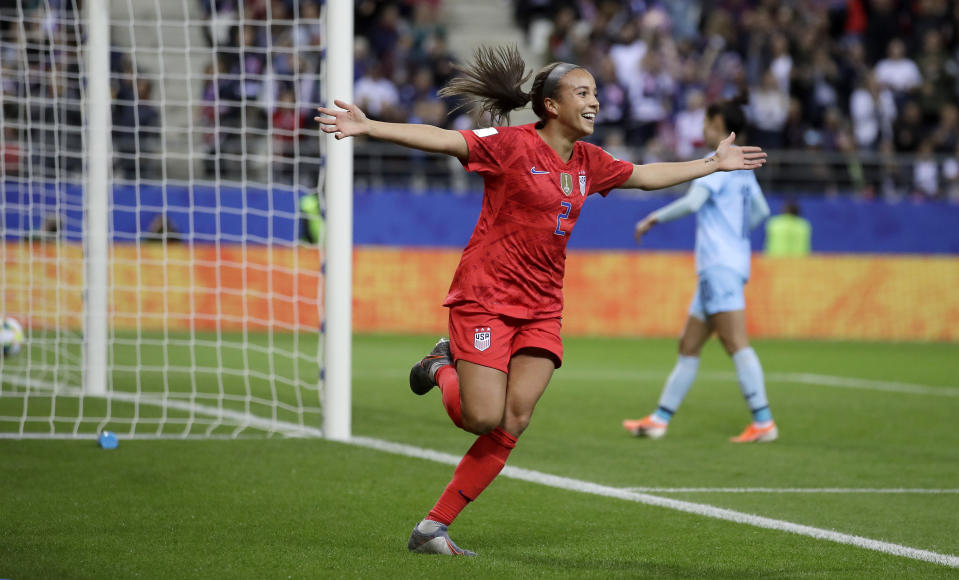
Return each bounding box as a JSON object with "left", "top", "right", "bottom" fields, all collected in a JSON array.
[
  {"left": 803, "top": 45, "right": 841, "bottom": 126},
  {"left": 30, "top": 70, "right": 83, "bottom": 176},
  {"left": 912, "top": 139, "right": 940, "bottom": 199},
  {"left": 608, "top": 19, "right": 646, "bottom": 88},
  {"left": 2, "top": 125, "right": 22, "bottom": 176},
  {"left": 291, "top": 0, "right": 323, "bottom": 49},
  {"left": 354, "top": 62, "right": 402, "bottom": 122},
  {"left": 366, "top": 3, "right": 405, "bottom": 76},
  {"left": 862, "top": 0, "right": 906, "bottom": 64},
  {"left": 875, "top": 139, "right": 906, "bottom": 200},
  {"left": 198, "top": 0, "right": 237, "bottom": 47},
  {"left": 270, "top": 87, "right": 301, "bottom": 183},
  {"left": 316, "top": 45, "right": 766, "bottom": 556},
  {"left": 941, "top": 142, "right": 959, "bottom": 202},
  {"left": 545, "top": 3, "right": 587, "bottom": 63},
  {"left": 199, "top": 54, "right": 244, "bottom": 178},
  {"left": 748, "top": 70, "right": 789, "bottom": 150},
  {"left": 673, "top": 88, "right": 705, "bottom": 159},
  {"left": 113, "top": 77, "right": 161, "bottom": 179},
  {"left": 835, "top": 38, "right": 871, "bottom": 99},
  {"left": 625, "top": 48, "right": 676, "bottom": 146},
  {"left": 624, "top": 98, "right": 775, "bottom": 443},
  {"left": 893, "top": 100, "right": 924, "bottom": 153},
  {"left": 849, "top": 72, "right": 896, "bottom": 151},
  {"left": 764, "top": 200, "right": 811, "bottom": 257},
  {"left": 767, "top": 33, "right": 792, "bottom": 95},
  {"left": 914, "top": 30, "right": 952, "bottom": 122},
  {"left": 781, "top": 97, "right": 807, "bottom": 150},
  {"left": 590, "top": 55, "right": 628, "bottom": 143},
  {"left": 873, "top": 38, "right": 922, "bottom": 99},
  {"left": 420, "top": 32, "right": 458, "bottom": 90},
  {"left": 233, "top": 24, "right": 267, "bottom": 100},
  {"left": 398, "top": 66, "right": 439, "bottom": 112}
]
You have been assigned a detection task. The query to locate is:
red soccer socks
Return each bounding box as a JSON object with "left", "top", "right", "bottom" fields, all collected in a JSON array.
[
  {"left": 436, "top": 365, "right": 462, "bottom": 428},
  {"left": 426, "top": 427, "right": 517, "bottom": 525}
]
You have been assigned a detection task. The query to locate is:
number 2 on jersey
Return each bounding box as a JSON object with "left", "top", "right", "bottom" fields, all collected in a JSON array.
[{"left": 554, "top": 201, "right": 572, "bottom": 236}]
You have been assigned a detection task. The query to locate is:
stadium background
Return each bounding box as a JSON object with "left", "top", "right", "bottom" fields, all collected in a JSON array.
[{"left": 2, "top": 0, "right": 959, "bottom": 342}]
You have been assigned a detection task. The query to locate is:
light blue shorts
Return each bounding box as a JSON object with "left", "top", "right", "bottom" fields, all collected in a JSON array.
[{"left": 688, "top": 267, "right": 747, "bottom": 320}]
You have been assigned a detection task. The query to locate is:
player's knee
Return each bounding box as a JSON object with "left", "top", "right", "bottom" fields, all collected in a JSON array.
[
  {"left": 502, "top": 411, "right": 532, "bottom": 436},
  {"left": 460, "top": 409, "right": 499, "bottom": 435},
  {"left": 678, "top": 338, "right": 702, "bottom": 357},
  {"left": 718, "top": 334, "right": 747, "bottom": 356}
]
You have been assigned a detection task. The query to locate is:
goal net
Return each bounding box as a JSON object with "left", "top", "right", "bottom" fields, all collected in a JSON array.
[{"left": 0, "top": 0, "right": 343, "bottom": 439}]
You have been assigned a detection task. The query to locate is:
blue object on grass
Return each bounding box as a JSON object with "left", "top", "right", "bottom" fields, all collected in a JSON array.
[{"left": 97, "top": 431, "right": 118, "bottom": 450}]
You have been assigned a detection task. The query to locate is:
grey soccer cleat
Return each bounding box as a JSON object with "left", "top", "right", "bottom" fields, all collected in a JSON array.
[
  {"left": 408, "top": 519, "right": 476, "bottom": 556},
  {"left": 408, "top": 338, "right": 452, "bottom": 395}
]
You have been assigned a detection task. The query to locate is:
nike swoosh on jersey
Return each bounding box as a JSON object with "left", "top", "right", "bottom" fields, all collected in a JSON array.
[{"left": 530, "top": 167, "right": 550, "bottom": 174}]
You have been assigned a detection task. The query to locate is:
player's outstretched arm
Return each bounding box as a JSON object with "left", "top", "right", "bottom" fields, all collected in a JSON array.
[
  {"left": 620, "top": 132, "right": 766, "bottom": 191},
  {"left": 315, "top": 99, "right": 469, "bottom": 161},
  {"left": 634, "top": 185, "right": 710, "bottom": 244}
]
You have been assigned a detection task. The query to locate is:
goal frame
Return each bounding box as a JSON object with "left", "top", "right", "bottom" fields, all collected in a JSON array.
[{"left": 75, "top": 0, "right": 352, "bottom": 440}]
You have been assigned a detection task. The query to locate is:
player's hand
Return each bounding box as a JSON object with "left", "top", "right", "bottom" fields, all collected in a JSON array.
[
  {"left": 713, "top": 132, "right": 767, "bottom": 171},
  {"left": 315, "top": 100, "right": 370, "bottom": 140},
  {"left": 634, "top": 216, "right": 656, "bottom": 244}
]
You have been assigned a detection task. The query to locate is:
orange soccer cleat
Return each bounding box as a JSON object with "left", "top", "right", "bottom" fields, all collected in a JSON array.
[
  {"left": 730, "top": 422, "right": 779, "bottom": 443},
  {"left": 622, "top": 415, "right": 668, "bottom": 439}
]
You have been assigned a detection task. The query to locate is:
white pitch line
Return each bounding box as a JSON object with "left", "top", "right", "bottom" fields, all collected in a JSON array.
[
  {"left": 769, "top": 372, "right": 959, "bottom": 397},
  {"left": 623, "top": 487, "right": 959, "bottom": 494},
  {"left": 352, "top": 368, "right": 959, "bottom": 397},
  {"left": 350, "top": 435, "right": 959, "bottom": 569}
]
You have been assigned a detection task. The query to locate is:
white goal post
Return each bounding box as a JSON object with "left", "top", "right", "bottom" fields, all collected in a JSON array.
[
  {"left": 0, "top": 0, "right": 352, "bottom": 440},
  {"left": 321, "top": 0, "right": 352, "bottom": 442}
]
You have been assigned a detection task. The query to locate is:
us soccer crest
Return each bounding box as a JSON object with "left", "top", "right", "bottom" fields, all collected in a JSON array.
[
  {"left": 473, "top": 327, "right": 491, "bottom": 351},
  {"left": 578, "top": 171, "right": 587, "bottom": 196},
  {"left": 559, "top": 173, "right": 573, "bottom": 196}
]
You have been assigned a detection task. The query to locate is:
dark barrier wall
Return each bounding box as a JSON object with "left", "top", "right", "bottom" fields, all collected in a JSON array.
[{"left": 4, "top": 182, "right": 959, "bottom": 254}]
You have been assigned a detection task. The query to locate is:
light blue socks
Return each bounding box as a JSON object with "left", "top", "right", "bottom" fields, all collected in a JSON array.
[
  {"left": 732, "top": 347, "right": 772, "bottom": 423},
  {"left": 653, "top": 355, "right": 700, "bottom": 422}
]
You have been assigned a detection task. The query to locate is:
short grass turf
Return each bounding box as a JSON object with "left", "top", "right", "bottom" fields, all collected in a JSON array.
[{"left": 2, "top": 334, "right": 958, "bottom": 578}]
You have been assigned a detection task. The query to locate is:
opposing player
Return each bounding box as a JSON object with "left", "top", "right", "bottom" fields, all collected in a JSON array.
[
  {"left": 316, "top": 46, "right": 766, "bottom": 556},
  {"left": 622, "top": 99, "right": 775, "bottom": 443}
]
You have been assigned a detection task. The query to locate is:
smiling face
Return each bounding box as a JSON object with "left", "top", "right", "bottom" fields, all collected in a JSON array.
[{"left": 544, "top": 68, "right": 600, "bottom": 139}]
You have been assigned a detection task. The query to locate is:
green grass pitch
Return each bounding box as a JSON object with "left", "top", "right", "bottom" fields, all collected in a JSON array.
[{"left": 2, "top": 334, "right": 958, "bottom": 578}]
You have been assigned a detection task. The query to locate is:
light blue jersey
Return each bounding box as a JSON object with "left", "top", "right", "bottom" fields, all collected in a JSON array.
[{"left": 692, "top": 169, "right": 764, "bottom": 279}]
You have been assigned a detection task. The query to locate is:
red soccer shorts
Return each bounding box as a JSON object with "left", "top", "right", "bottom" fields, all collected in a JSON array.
[{"left": 447, "top": 302, "right": 563, "bottom": 373}]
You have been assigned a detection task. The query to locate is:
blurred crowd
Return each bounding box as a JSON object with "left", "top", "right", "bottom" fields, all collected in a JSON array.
[
  {"left": 0, "top": 1, "right": 161, "bottom": 180},
  {"left": 3, "top": 0, "right": 958, "bottom": 199},
  {"left": 196, "top": 0, "right": 457, "bottom": 186},
  {"left": 515, "top": 0, "right": 959, "bottom": 199},
  {"left": 1, "top": 1, "right": 85, "bottom": 179},
  {"left": 197, "top": 0, "right": 325, "bottom": 184}
]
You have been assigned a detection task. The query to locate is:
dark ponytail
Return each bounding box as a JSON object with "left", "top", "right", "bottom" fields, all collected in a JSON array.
[
  {"left": 706, "top": 93, "right": 749, "bottom": 136},
  {"left": 438, "top": 45, "right": 532, "bottom": 126},
  {"left": 440, "top": 45, "right": 582, "bottom": 127}
]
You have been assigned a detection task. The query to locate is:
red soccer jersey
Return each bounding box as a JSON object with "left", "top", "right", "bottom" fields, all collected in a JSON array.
[{"left": 444, "top": 123, "right": 634, "bottom": 319}]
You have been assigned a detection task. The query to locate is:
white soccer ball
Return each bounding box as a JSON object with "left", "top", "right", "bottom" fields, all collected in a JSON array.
[{"left": 1, "top": 317, "right": 25, "bottom": 358}]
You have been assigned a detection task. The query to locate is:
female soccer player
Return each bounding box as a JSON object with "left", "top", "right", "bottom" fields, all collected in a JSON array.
[
  {"left": 622, "top": 99, "right": 776, "bottom": 443},
  {"left": 316, "top": 46, "right": 766, "bottom": 556}
]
